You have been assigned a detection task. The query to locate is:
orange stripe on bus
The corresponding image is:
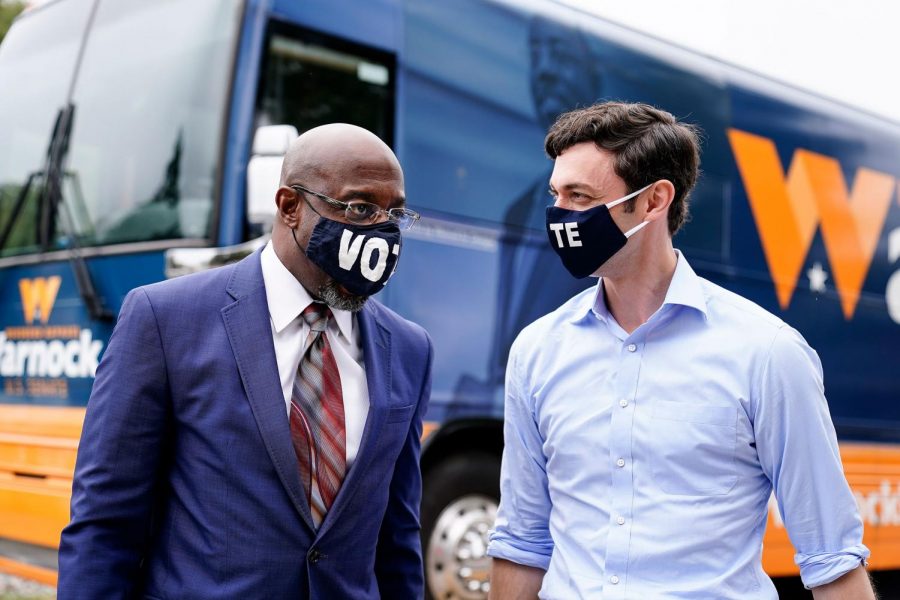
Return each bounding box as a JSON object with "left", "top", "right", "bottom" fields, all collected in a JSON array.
[
  {"left": 1, "top": 411, "right": 900, "bottom": 578},
  {"left": 0, "top": 556, "right": 57, "bottom": 587}
]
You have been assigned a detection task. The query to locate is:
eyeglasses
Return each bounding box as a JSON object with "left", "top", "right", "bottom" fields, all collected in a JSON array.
[{"left": 290, "top": 184, "right": 420, "bottom": 230}]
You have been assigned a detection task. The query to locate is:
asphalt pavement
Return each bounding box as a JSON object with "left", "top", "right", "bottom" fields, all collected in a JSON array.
[{"left": 0, "top": 573, "right": 54, "bottom": 599}]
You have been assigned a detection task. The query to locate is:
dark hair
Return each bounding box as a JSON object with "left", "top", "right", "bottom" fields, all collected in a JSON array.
[{"left": 544, "top": 101, "right": 701, "bottom": 234}]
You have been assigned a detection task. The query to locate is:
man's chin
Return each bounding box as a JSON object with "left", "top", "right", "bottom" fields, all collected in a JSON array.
[{"left": 318, "top": 279, "right": 368, "bottom": 313}]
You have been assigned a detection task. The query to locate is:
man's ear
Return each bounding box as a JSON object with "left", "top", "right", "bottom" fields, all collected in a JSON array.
[
  {"left": 275, "top": 186, "right": 301, "bottom": 228},
  {"left": 644, "top": 180, "right": 675, "bottom": 224}
]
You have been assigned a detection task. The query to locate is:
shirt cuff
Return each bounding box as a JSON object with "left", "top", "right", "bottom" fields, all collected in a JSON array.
[
  {"left": 487, "top": 536, "right": 552, "bottom": 571},
  {"left": 796, "top": 545, "right": 870, "bottom": 589}
]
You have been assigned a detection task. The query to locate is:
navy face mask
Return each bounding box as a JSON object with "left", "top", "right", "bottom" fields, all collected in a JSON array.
[
  {"left": 545, "top": 183, "right": 651, "bottom": 278},
  {"left": 295, "top": 215, "right": 402, "bottom": 297}
]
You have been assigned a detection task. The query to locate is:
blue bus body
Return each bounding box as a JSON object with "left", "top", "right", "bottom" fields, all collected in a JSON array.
[{"left": 0, "top": 0, "right": 898, "bottom": 592}]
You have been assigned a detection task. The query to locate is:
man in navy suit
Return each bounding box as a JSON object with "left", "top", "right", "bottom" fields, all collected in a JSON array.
[{"left": 58, "top": 124, "right": 433, "bottom": 599}]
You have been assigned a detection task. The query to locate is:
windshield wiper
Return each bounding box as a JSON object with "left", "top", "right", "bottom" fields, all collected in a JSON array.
[
  {"left": 47, "top": 104, "right": 113, "bottom": 321},
  {"left": 24, "top": 104, "right": 113, "bottom": 322},
  {"left": 58, "top": 176, "right": 113, "bottom": 321},
  {"left": 41, "top": 104, "right": 74, "bottom": 247}
]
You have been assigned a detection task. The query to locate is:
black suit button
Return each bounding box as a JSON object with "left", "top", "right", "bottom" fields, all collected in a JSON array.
[{"left": 308, "top": 549, "right": 322, "bottom": 563}]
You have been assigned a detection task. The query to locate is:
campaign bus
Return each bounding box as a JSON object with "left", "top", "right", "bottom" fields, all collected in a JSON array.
[{"left": 1, "top": 0, "right": 898, "bottom": 595}]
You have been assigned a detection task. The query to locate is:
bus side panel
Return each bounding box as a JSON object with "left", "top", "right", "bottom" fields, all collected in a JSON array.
[
  {"left": 0, "top": 251, "right": 168, "bottom": 553},
  {"left": 726, "top": 84, "right": 900, "bottom": 436},
  {"left": 391, "top": 0, "right": 900, "bottom": 579},
  {"left": 0, "top": 406, "right": 83, "bottom": 549}
]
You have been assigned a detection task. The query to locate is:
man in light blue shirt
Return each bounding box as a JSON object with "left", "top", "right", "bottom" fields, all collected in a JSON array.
[{"left": 487, "top": 102, "right": 873, "bottom": 599}]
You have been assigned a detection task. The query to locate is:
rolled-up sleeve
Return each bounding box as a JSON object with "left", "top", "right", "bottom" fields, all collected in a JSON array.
[
  {"left": 754, "top": 325, "right": 869, "bottom": 589},
  {"left": 487, "top": 338, "right": 554, "bottom": 570}
]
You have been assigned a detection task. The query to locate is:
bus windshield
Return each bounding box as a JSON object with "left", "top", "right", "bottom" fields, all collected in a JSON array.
[{"left": 0, "top": 0, "right": 242, "bottom": 257}]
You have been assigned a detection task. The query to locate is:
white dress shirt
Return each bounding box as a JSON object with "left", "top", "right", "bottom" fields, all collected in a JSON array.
[{"left": 260, "top": 242, "right": 369, "bottom": 467}]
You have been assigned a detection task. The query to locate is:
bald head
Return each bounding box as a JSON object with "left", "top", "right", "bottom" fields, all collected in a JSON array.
[{"left": 279, "top": 123, "right": 402, "bottom": 188}]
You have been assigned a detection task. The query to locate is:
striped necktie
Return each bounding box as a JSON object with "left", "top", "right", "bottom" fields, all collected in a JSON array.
[{"left": 290, "top": 303, "right": 346, "bottom": 528}]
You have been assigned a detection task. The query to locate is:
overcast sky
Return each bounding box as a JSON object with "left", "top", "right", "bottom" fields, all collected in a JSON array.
[{"left": 560, "top": 0, "right": 900, "bottom": 123}]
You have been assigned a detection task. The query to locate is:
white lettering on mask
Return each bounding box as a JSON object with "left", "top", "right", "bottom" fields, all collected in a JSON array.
[
  {"left": 549, "top": 223, "right": 565, "bottom": 247},
  {"left": 337, "top": 229, "right": 398, "bottom": 283},
  {"left": 549, "top": 222, "right": 582, "bottom": 248},
  {"left": 360, "top": 238, "right": 390, "bottom": 282},
  {"left": 565, "top": 222, "right": 582, "bottom": 247},
  {"left": 385, "top": 243, "right": 401, "bottom": 281},
  {"left": 338, "top": 229, "right": 365, "bottom": 270}
]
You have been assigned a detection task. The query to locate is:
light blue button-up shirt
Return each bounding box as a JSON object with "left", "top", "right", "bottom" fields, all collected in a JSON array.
[{"left": 487, "top": 251, "right": 868, "bottom": 599}]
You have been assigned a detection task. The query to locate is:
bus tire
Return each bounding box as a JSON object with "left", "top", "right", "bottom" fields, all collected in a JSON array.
[{"left": 422, "top": 452, "right": 500, "bottom": 600}]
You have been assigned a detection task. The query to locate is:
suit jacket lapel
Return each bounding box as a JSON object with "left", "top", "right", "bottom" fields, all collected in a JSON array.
[
  {"left": 317, "top": 301, "right": 391, "bottom": 536},
  {"left": 221, "top": 252, "right": 315, "bottom": 531}
]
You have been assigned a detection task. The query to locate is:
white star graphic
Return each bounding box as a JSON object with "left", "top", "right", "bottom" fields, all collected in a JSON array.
[{"left": 807, "top": 262, "right": 829, "bottom": 293}]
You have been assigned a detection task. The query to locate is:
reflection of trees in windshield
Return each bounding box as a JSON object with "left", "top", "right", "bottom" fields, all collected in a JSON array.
[
  {"left": 0, "top": 127, "right": 191, "bottom": 253},
  {"left": 0, "top": 0, "right": 238, "bottom": 254},
  {"left": 0, "top": 181, "right": 43, "bottom": 256},
  {"left": 95, "top": 132, "right": 184, "bottom": 245},
  {"left": 0, "top": 2, "right": 26, "bottom": 44},
  {"left": 31, "top": 0, "right": 238, "bottom": 252}
]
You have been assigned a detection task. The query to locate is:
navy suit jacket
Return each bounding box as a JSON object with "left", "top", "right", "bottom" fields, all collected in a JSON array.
[{"left": 58, "top": 250, "right": 433, "bottom": 599}]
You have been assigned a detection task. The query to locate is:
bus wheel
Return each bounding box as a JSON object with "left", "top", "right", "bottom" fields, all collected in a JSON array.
[{"left": 422, "top": 452, "right": 500, "bottom": 600}]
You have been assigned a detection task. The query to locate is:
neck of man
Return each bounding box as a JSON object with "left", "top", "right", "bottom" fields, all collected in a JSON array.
[
  {"left": 273, "top": 226, "right": 321, "bottom": 299},
  {"left": 601, "top": 237, "right": 678, "bottom": 335}
]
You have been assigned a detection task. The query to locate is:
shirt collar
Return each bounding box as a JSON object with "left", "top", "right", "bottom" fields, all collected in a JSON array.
[
  {"left": 662, "top": 249, "right": 708, "bottom": 318},
  {"left": 260, "top": 242, "right": 354, "bottom": 339},
  {"left": 569, "top": 249, "right": 708, "bottom": 324},
  {"left": 566, "top": 279, "right": 605, "bottom": 324}
]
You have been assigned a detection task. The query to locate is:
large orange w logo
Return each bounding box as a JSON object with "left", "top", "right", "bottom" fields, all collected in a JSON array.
[
  {"left": 19, "top": 276, "right": 61, "bottom": 324},
  {"left": 727, "top": 129, "right": 895, "bottom": 319}
]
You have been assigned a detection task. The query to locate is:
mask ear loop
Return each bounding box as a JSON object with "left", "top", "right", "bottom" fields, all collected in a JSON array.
[
  {"left": 606, "top": 183, "right": 653, "bottom": 238},
  {"left": 604, "top": 183, "right": 652, "bottom": 210},
  {"left": 623, "top": 221, "right": 649, "bottom": 238},
  {"left": 290, "top": 225, "right": 305, "bottom": 254},
  {"left": 289, "top": 187, "right": 324, "bottom": 254}
]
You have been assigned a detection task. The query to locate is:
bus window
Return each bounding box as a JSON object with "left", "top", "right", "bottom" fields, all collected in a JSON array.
[
  {"left": 255, "top": 26, "right": 395, "bottom": 146},
  {"left": 0, "top": 0, "right": 93, "bottom": 257},
  {"left": 48, "top": 0, "right": 242, "bottom": 250}
]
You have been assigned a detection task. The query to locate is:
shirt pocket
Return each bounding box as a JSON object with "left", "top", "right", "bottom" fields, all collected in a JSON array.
[{"left": 648, "top": 400, "right": 738, "bottom": 496}]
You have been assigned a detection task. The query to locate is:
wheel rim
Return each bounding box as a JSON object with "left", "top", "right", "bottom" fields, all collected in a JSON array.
[{"left": 426, "top": 494, "right": 497, "bottom": 599}]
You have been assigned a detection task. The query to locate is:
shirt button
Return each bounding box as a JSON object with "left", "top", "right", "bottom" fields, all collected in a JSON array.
[
  {"left": 610, "top": 575, "right": 620, "bottom": 584},
  {"left": 616, "top": 516, "right": 626, "bottom": 525},
  {"left": 626, "top": 343, "right": 637, "bottom": 352},
  {"left": 616, "top": 458, "right": 626, "bottom": 468},
  {"left": 619, "top": 399, "right": 628, "bottom": 408}
]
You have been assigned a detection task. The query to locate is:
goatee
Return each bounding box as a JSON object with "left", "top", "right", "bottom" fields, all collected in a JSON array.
[{"left": 317, "top": 279, "right": 368, "bottom": 313}]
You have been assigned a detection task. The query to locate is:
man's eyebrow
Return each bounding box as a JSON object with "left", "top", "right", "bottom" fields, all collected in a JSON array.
[
  {"left": 549, "top": 182, "right": 602, "bottom": 195},
  {"left": 341, "top": 190, "right": 407, "bottom": 207},
  {"left": 342, "top": 190, "right": 378, "bottom": 202}
]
